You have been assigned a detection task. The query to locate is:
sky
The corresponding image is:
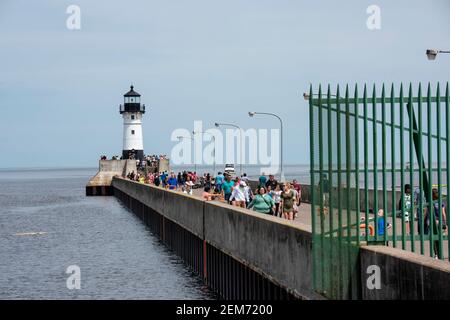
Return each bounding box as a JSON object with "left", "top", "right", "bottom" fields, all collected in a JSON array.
[{"left": 0, "top": 0, "right": 449, "bottom": 168}]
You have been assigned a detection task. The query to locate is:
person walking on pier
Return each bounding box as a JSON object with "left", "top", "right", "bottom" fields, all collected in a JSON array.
[
  {"left": 230, "top": 181, "right": 247, "bottom": 208},
  {"left": 258, "top": 173, "right": 267, "bottom": 188},
  {"left": 281, "top": 183, "right": 296, "bottom": 220},
  {"left": 222, "top": 175, "right": 234, "bottom": 203},
  {"left": 154, "top": 174, "right": 161, "bottom": 187},
  {"left": 270, "top": 184, "right": 282, "bottom": 217},
  {"left": 244, "top": 182, "right": 253, "bottom": 207},
  {"left": 168, "top": 173, "right": 178, "bottom": 190},
  {"left": 318, "top": 174, "right": 329, "bottom": 209},
  {"left": 292, "top": 179, "right": 302, "bottom": 207},
  {"left": 247, "top": 186, "right": 275, "bottom": 215},
  {"left": 398, "top": 184, "right": 412, "bottom": 235},
  {"left": 290, "top": 183, "right": 300, "bottom": 218},
  {"left": 265, "top": 174, "right": 278, "bottom": 191},
  {"left": 160, "top": 171, "right": 167, "bottom": 187},
  {"left": 177, "top": 172, "right": 183, "bottom": 188},
  {"left": 202, "top": 186, "right": 217, "bottom": 201},
  {"left": 205, "top": 173, "right": 212, "bottom": 189},
  {"left": 215, "top": 172, "right": 224, "bottom": 192},
  {"left": 427, "top": 188, "right": 448, "bottom": 258}
]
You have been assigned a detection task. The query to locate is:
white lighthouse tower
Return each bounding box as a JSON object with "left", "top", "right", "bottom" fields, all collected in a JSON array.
[{"left": 119, "top": 85, "right": 145, "bottom": 161}]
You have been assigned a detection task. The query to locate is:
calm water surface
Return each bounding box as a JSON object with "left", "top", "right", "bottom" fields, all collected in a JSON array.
[{"left": 0, "top": 168, "right": 216, "bottom": 299}]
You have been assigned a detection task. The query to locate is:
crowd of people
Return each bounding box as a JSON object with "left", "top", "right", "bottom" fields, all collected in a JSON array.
[
  {"left": 99, "top": 154, "right": 168, "bottom": 169},
  {"left": 397, "top": 184, "right": 447, "bottom": 258},
  {"left": 126, "top": 170, "right": 199, "bottom": 190},
  {"left": 142, "top": 154, "right": 168, "bottom": 167},
  {"left": 125, "top": 169, "right": 303, "bottom": 221}
]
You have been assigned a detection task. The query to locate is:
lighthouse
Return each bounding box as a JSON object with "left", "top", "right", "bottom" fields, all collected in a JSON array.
[{"left": 119, "top": 85, "right": 145, "bottom": 161}]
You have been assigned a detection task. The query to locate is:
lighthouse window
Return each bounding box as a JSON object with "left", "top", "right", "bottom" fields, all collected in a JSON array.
[
  {"left": 131, "top": 130, "right": 135, "bottom": 135},
  {"left": 131, "top": 115, "right": 135, "bottom": 120}
]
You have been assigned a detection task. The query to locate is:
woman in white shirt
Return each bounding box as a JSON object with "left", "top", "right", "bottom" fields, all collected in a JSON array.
[
  {"left": 230, "top": 181, "right": 247, "bottom": 208},
  {"left": 270, "top": 184, "right": 282, "bottom": 217}
]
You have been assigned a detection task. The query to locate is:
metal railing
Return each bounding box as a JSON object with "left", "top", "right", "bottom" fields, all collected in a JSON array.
[{"left": 308, "top": 83, "right": 449, "bottom": 299}]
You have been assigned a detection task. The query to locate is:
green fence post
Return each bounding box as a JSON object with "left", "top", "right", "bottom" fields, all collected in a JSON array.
[
  {"left": 326, "top": 84, "right": 334, "bottom": 294},
  {"left": 309, "top": 84, "right": 317, "bottom": 289},
  {"left": 318, "top": 84, "right": 325, "bottom": 291},
  {"left": 363, "top": 85, "right": 369, "bottom": 242},
  {"left": 345, "top": 85, "right": 353, "bottom": 298},
  {"left": 400, "top": 84, "right": 407, "bottom": 250},
  {"left": 354, "top": 84, "right": 361, "bottom": 246},
  {"left": 390, "top": 84, "right": 397, "bottom": 248},
  {"left": 436, "top": 83, "right": 444, "bottom": 259},
  {"left": 336, "top": 85, "right": 343, "bottom": 297},
  {"left": 418, "top": 83, "right": 425, "bottom": 254},
  {"left": 446, "top": 82, "right": 450, "bottom": 262},
  {"left": 408, "top": 83, "right": 416, "bottom": 252},
  {"left": 381, "top": 84, "right": 388, "bottom": 243},
  {"left": 427, "top": 83, "right": 434, "bottom": 258},
  {"left": 372, "top": 85, "right": 379, "bottom": 241}
]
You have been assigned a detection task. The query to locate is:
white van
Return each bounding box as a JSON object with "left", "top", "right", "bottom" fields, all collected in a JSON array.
[{"left": 224, "top": 164, "right": 235, "bottom": 176}]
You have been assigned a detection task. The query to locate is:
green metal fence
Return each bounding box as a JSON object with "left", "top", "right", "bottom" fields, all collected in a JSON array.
[{"left": 308, "top": 83, "right": 449, "bottom": 299}]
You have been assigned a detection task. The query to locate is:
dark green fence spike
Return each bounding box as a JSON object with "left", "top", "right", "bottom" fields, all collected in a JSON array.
[
  {"left": 436, "top": 83, "right": 443, "bottom": 259},
  {"left": 363, "top": 84, "right": 369, "bottom": 242},
  {"left": 400, "top": 83, "right": 406, "bottom": 250},
  {"left": 446, "top": 82, "right": 450, "bottom": 262},
  {"left": 391, "top": 83, "right": 397, "bottom": 248},
  {"left": 381, "top": 84, "right": 388, "bottom": 244},
  {"left": 427, "top": 82, "right": 434, "bottom": 258},
  {"left": 408, "top": 83, "right": 415, "bottom": 252},
  {"left": 418, "top": 83, "right": 425, "bottom": 254},
  {"left": 372, "top": 84, "right": 379, "bottom": 240},
  {"left": 354, "top": 84, "right": 360, "bottom": 246}
]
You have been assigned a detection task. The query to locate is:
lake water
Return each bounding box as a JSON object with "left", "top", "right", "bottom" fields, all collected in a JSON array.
[{"left": 0, "top": 168, "right": 216, "bottom": 299}]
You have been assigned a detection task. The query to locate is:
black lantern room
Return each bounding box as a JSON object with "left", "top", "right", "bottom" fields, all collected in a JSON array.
[{"left": 119, "top": 85, "right": 145, "bottom": 114}]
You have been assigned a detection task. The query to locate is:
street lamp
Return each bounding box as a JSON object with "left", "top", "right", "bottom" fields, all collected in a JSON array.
[
  {"left": 248, "top": 111, "right": 285, "bottom": 182},
  {"left": 177, "top": 135, "right": 196, "bottom": 173},
  {"left": 193, "top": 130, "right": 216, "bottom": 175},
  {"left": 426, "top": 49, "right": 450, "bottom": 61},
  {"left": 214, "top": 122, "right": 244, "bottom": 176}
]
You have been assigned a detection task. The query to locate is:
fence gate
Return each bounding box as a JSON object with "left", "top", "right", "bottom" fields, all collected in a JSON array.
[{"left": 308, "top": 83, "right": 449, "bottom": 299}]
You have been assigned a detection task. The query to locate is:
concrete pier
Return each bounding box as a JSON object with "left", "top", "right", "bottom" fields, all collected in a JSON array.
[
  {"left": 85, "top": 160, "right": 136, "bottom": 196},
  {"left": 110, "top": 177, "right": 450, "bottom": 300}
]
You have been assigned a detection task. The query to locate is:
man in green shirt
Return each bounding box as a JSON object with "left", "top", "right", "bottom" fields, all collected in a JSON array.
[
  {"left": 259, "top": 173, "right": 267, "bottom": 188},
  {"left": 222, "top": 175, "right": 235, "bottom": 204}
]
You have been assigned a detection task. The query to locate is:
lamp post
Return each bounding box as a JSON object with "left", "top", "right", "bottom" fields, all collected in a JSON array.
[
  {"left": 192, "top": 130, "right": 216, "bottom": 175},
  {"left": 177, "top": 135, "right": 196, "bottom": 173},
  {"left": 214, "top": 122, "right": 244, "bottom": 176},
  {"left": 426, "top": 49, "right": 450, "bottom": 60},
  {"left": 248, "top": 111, "right": 284, "bottom": 182}
]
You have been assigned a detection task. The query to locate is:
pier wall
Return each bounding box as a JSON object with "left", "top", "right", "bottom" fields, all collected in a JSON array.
[
  {"left": 86, "top": 160, "right": 136, "bottom": 196},
  {"left": 112, "top": 177, "right": 450, "bottom": 300},
  {"left": 360, "top": 245, "right": 450, "bottom": 299}
]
